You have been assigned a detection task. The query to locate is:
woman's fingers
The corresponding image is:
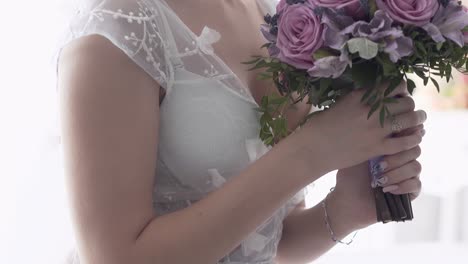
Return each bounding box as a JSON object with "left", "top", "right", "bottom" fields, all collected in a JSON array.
[
  {"left": 377, "top": 160, "right": 422, "bottom": 187},
  {"left": 381, "top": 129, "right": 425, "bottom": 155},
  {"left": 379, "top": 145, "right": 422, "bottom": 172},
  {"left": 381, "top": 177, "right": 422, "bottom": 196},
  {"left": 394, "top": 124, "right": 424, "bottom": 138},
  {"left": 384, "top": 110, "right": 427, "bottom": 136}
]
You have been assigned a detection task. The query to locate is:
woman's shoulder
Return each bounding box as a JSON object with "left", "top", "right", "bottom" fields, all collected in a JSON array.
[{"left": 55, "top": 0, "right": 174, "bottom": 92}]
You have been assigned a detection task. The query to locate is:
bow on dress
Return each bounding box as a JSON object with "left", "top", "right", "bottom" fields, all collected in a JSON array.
[{"left": 196, "top": 26, "right": 222, "bottom": 55}]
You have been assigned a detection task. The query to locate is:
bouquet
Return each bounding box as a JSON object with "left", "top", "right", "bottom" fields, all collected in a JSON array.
[{"left": 245, "top": 0, "right": 468, "bottom": 223}]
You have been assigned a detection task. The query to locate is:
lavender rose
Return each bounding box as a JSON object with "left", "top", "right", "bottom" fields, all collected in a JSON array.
[
  {"left": 311, "top": 0, "right": 365, "bottom": 18},
  {"left": 277, "top": 0, "right": 287, "bottom": 13},
  {"left": 276, "top": 1, "right": 324, "bottom": 69},
  {"left": 277, "top": 0, "right": 318, "bottom": 13},
  {"left": 376, "top": 0, "right": 439, "bottom": 26}
]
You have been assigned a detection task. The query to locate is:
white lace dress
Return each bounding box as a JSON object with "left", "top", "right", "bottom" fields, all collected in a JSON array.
[{"left": 55, "top": 0, "right": 308, "bottom": 263}]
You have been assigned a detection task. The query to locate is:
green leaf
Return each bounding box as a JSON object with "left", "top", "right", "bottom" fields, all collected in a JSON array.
[
  {"left": 368, "top": 0, "right": 378, "bottom": 16},
  {"left": 261, "top": 95, "right": 269, "bottom": 108},
  {"left": 247, "top": 60, "right": 267, "bottom": 71},
  {"left": 384, "top": 78, "right": 402, "bottom": 97},
  {"left": 260, "top": 43, "right": 270, "bottom": 49},
  {"left": 446, "top": 65, "right": 452, "bottom": 82},
  {"left": 253, "top": 107, "right": 264, "bottom": 113},
  {"left": 415, "top": 42, "right": 427, "bottom": 55},
  {"left": 260, "top": 113, "right": 268, "bottom": 127},
  {"left": 257, "top": 72, "right": 274, "bottom": 80},
  {"left": 379, "top": 106, "right": 386, "bottom": 127},
  {"left": 352, "top": 61, "right": 379, "bottom": 88},
  {"left": 385, "top": 105, "right": 391, "bottom": 116},
  {"left": 383, "top": 97, "right": 399, "bottom": 104},
  {"left": 360, "top": 86, "right": 374, "bottom": 103},
  {"left": 368, "top": 100, "right": 381, "bottom": 119},
  {"left": 439, "top": 62, "right": 445, "bottom": 76},
  {"left": 320, "top": 78, "right": 332, "bottom": 92},
  {"left": 366, "top": 94, "right": 378, "bottom": 106},
  {"left": 414, "top": 68, "right": 426, "bottom": 79},
  {"left": 313, "top": 49, "right": 334, "bottom": 60},
  {"left": 264, "top": 136, "right": 274, "bottom": 146},
  {"left": 347, "top": 38, "right": 379, "bottom": 60},
  {"left": 430, "top": 77, "right": 440, "bottom": 92},
  {"left": 407, "top": 78, "right": 416, "bottom": 95},
  {"left": 321, "top": 100, "right": 334, "bottom": 107},
  {"left": 436, "top": 42, "right": 444, "bottom": 51},
  {"left": 377, "top": 54, "right": 398, "bottom": 76},
  {"left": 455, "top": 57, "right": 466, "bottom": 69},
  {"left": 242, "top": 56, "right": 262, "bottom": 65},
  {"left": 269, "top": 96, "right": 288, "bottom": 105}
]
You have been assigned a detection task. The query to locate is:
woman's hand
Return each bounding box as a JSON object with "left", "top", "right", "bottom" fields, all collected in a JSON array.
[
  {"left": 293, "top": 81, "right": 426, "bottom": 173},
  {"left": 330, "top": 125, "right": 425, "bottom": 229}
]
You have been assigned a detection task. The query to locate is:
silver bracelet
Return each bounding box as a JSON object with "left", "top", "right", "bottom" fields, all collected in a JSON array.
[{"left": 321, "top": 187, "right": 358, "bottom": 245}]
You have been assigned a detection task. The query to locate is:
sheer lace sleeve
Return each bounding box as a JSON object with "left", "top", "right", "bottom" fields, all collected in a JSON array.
[{"left": 55, "top": 0, "right": 174, "bottom": 92}]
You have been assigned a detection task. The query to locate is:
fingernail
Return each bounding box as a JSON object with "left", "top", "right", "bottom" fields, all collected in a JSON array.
[
  {"left": 378, "top": 161, "right": 388, "bottom": 171},
  {"left": 372, "top": 161, "right": 388, "bottom": 176},
  {"left": 420, "top": 129, "right": 426, "bottom": 137},
  {"left": 373, "top": 176, "right": 388, "bottom": 187},
  {"left": 383, "top": 185, "right": 399, "bottom": 193},
  {"left": 377, "top": 176, "right": 388, "bottom": 186}
]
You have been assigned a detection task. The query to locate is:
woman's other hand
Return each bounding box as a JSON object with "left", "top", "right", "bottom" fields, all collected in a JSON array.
[{"left": 331, "top": 125, "right": 425, "bottom": 228}]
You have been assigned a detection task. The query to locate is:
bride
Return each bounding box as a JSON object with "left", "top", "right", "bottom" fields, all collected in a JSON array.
[{"left": 56, "top": 0, "right": 426, "bottom": 263}]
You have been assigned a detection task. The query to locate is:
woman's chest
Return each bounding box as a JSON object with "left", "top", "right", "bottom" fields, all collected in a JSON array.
[{"left": 157, "top": 69, "right": 265, "bottom": 192}]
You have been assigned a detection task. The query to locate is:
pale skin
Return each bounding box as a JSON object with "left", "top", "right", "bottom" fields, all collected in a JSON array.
[{"left": 57, "top": 1, "right": 426, "bottom": 264}]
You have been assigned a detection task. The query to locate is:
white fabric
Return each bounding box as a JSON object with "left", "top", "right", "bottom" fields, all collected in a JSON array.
[{"left": 55, "top": 0, "right": 307, "bottom": 263}]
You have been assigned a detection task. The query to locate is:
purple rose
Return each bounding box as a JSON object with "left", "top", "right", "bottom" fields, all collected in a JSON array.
[
  {"left": 276, "top": 2, "right": 324, "bottom": 69},
  {"left": 277, "top": 0, "right": 287, "bottom": 13},
  {"left": 277, "top": 0, "right": 316, "bottom": 13},
  {"left": 376, "top": 0, "right": 439, "bottom": 26},
  {"left": 311, "top": 0, "right": 365, "bottom": 18}
]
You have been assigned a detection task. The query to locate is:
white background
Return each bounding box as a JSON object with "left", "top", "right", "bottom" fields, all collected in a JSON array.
[{"left": 1, "top": 1, "right": 467, "bottom": 264}]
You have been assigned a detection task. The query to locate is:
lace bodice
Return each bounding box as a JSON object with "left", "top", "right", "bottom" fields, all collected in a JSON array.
[{"left": 55, "top": 0, "right": 308, "bottom": 263}]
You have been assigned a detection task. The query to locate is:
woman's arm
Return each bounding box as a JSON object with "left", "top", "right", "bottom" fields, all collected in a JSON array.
[
  {"left": 275, "top": 191, "right": 359, "bottom": 264},
  {"left": 58, "top": 35, "right": 328, "bottom": 264},
  {"left": 58, "top": 34, "right": 424, "bottom": 264}
]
